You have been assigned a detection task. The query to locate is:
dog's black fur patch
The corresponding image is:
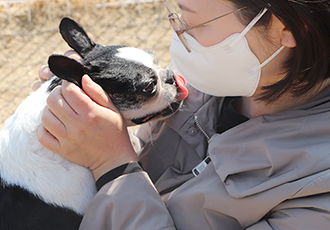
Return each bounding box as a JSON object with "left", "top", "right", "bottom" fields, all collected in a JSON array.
[{"left": 0, "top": 178, "right": 82, "bottom": 230}]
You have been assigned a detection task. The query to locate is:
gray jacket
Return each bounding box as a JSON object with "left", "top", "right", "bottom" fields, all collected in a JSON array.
[{"left": 79, "top": 84, "right": 330, "bottom": 230}]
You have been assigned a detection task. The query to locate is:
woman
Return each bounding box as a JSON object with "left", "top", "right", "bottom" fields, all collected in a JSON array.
[{"left": 37, "top": 0, "right": 330, "bottom": 229}]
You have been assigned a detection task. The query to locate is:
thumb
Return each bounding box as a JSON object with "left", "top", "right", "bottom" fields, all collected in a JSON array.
[{"left": 81, "top": 75, "right": 115, "bottom": 109}]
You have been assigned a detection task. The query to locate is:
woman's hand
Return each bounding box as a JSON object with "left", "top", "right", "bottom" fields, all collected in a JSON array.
[{"left": 37, "top": 53, "right": 137, "bottom": 181}]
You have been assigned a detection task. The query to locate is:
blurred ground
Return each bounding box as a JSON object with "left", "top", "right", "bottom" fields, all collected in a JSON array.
[{"left": 0, "top": 1, "right": 173, "bottom": 129}]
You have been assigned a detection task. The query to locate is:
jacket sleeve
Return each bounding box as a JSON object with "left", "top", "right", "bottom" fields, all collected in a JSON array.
[
  {"left": 246, "top": 192, "right": 330, "bottom": 230},
  {"left": 79, "top": 171, "right": 176, "bottom": 230}
]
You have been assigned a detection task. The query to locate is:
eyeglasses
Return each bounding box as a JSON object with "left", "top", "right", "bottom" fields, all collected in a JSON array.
[{"left": 164, "top": 0, "right": 247, "bottom": 53}]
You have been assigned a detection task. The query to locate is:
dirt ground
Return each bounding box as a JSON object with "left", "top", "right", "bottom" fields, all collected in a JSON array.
[{"left": 0, "top": 1, "right": 173, "bottom": 129}]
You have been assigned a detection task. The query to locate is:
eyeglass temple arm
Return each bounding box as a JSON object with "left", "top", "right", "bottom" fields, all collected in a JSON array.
[{"left": 183, "top": 6, "right": 247, "bottom": 33}]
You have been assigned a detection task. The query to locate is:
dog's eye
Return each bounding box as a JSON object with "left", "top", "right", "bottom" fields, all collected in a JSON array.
[{"left": 142, "top": 81, "right": 157, "bottom": 94}]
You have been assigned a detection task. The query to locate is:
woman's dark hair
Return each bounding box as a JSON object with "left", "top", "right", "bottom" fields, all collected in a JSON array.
[{"left": 230, "top": 0, "right": 330, "bottom": 102}]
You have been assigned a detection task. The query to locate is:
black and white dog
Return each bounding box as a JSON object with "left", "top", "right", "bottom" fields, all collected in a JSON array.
[{"left": 0, "top": 17, "right": 188, "bottom": 229}]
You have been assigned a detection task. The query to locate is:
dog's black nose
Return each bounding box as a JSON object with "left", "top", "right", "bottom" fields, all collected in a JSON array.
[{"left": 164, "top": 70, "right": 175, "bottom": 85}]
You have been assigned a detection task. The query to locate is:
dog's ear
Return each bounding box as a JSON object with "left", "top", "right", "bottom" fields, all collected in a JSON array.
[
  {"left": 59, "top": 17, "right": 95, "bottom": 58},
  {"left": 48, "top": 54, "right": 85, "bottom": 88}
]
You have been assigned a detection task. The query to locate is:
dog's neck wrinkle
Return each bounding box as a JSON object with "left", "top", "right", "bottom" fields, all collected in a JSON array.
[{"left": 0, "top": 80, "right": 96, "bottom": 215}]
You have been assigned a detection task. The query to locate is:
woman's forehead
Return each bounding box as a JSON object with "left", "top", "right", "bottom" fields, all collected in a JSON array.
[{"left": 176, "top": 0, "right": 234, "bottom": 15}]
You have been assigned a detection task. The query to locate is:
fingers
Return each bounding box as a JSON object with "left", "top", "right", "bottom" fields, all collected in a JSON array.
[
  {"left": 41, "top": 102, "right": 66, "bottom": 136},
  {"left": 45, "top": 85, "right": 78, "bottom": 128},
  {"left": 37, "top": 124, "right": 61, "bottom": 153},
  {"left": 64, "top": 50, "right": 83, "bottom": 62},
  {"left": 60, "top": 80, "right": 96, "bottom": 116},
  {"left": 39, "top": 84, "right": 80, "bottom": 152},
  {"left": 59, "top": 76, "right": 118, "bottom": 117},
  {"left": 44, "top": 78, "right": 111, "bottom": 131},
  {"left": 81, "top": 75, "right": 115, "bottom": 110},
  {"left": 33, "top": 65, "right": 55, "bottom": 91},
  {"left": 32, "top": 81, "right": 43, "bottom": 91},
  {"left": 39, "top": 65, "right": 54, "bottom": 82},
  {"left": 38, "top": 74, "right": 137, "bottom": 175},
  {"left": 38, "top": 94, "right": 68, "bottom": 153}
]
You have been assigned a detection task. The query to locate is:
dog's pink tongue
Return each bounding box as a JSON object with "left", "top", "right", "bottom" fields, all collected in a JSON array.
[{"left": 175, "top": 74, "right": 189, "bottom": 101}]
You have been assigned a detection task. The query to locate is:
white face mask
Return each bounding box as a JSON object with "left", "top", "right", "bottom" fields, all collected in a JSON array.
[{"left": 170, "top": 8, "right": 285, "bottom": 97}]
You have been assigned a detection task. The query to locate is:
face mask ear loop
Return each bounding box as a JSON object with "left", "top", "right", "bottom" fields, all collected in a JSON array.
[
  {"left": 252, "top": 45, "right": 285, "bottom": 72},
  {"left": 227, "top": 8, "right": 268, "bottom": 50}
]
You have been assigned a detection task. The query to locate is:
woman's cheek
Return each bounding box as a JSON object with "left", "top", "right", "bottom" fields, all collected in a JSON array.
[{"left": 188, "top": 27, "right": 222, "bottom": 47}]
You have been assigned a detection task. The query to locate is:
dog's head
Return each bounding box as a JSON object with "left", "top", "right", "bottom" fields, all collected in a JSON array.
[{"left": 48, "top": 17, "right": 188, "bottom": 125}]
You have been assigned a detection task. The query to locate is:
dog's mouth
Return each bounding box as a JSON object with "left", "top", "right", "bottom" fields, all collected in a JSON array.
[
  {"left": 131, "top": 101, "right": 182, "bottom": 125},
  {"left": 131, "top": 74, "right": 188, "bottom": 125}
]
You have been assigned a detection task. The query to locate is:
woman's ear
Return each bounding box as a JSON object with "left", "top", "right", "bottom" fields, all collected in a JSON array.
[
  {"left": 271, "top": 15, "right": 296, "bottom": 48},
  {"left": 281, "top": 28, "right": 296, "bottom": 48}
]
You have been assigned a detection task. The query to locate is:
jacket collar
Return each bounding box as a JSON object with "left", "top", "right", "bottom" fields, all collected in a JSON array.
[{"left": 165, "top": 84, "right": 223, "bottom": 158}]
